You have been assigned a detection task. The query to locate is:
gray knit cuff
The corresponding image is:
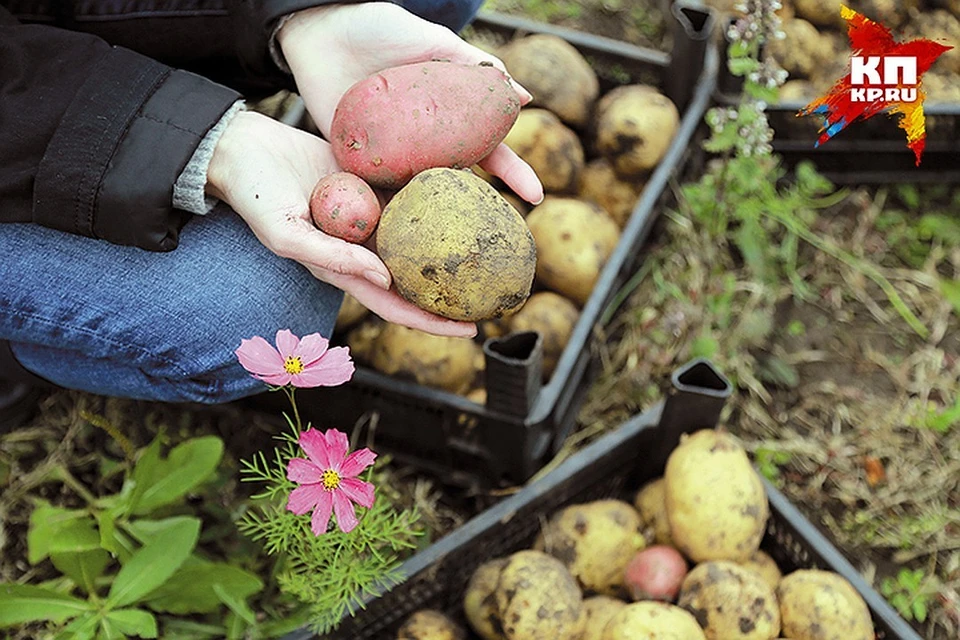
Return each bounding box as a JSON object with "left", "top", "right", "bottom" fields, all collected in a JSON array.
[
  {"left": 269, "top": 14, "right": 296, "bottom": 74},
  {"left": 173, "top": 100, "right": 246, "bottom": 215}
]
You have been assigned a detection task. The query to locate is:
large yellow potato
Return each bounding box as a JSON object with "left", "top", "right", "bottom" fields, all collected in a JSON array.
[
  {"left": 601, "top": 601, "right": 707, "bottom": 639},
  {"left": 505, "top": 291, "right": 580, "bottom": 379},
  {"left": 463, "top": 558, "right": 508, "bottom": 640},
  {"left": 504, "top": 109, "right": 585, "bottom": 193},
  {"left": 535, "top": 499, "right": 645, "bottom": 597},
  {"left": 777, "top": 570, "right": 874, "bottom": 640},
  {"left": 738, "top": 550, "right": 783, "bottom": 593},
  {"left": 499, "top": 34, "right": 599, "bottom": 128},
  {"left": 377, "top": 168, "right": 536, "bottom": 321},
  {"left": 577, "top": 159, "right": 645, "bottom": 228},
  {"left": 371, "top": 324, "right": 483, "bottom": 394},
  {"left": 397, "top": 609, "right": 466, "bottom": 640},
  {"left": 677, "top": 561, "right": 781, "bottom": 640},
  {"left": 632, "top": 478, "right": 673, "bottom": 546},
  {"left": 495, "top": 550, "right": 583, "bottom": 640},
  {"left": 593, "top": 86, "right": 679, "bottom": 178},
  {"left": 664, "top": 430, "right": 769, "bottom": 563},
  {"left": 344, "top": 318, "right": 384, "bottom": 365},
  {"left": 578, "top": 596, "right": 627, "bottom": 640},
  {"left": 526, "top": 197, "right": 620, "bottom": 306}
]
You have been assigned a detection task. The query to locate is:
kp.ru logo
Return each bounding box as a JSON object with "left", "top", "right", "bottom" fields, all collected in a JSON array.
[{"left": 798, "top": 5, "right": 952, "bottom": 166}]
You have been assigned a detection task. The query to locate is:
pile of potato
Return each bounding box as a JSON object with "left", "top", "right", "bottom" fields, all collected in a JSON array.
[
  {"left": 334, "top": 33, "right": 681, "bottom": 402},
  {"left": 707, "top": 0, "right": 960, "bottom": 103},
  {"left": 395, "top": 429, "right": 877, "bottom": 639}
]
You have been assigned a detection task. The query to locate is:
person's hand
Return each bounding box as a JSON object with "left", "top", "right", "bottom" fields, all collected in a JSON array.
[
  {"left": 276, "top": 1, "right": 544, "bottom": 205},
  {"left": 207, "top": 110, "right": 476, "bottom": 338}
]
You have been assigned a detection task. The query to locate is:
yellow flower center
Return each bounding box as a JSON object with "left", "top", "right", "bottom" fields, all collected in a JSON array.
[
  {"left": 321, "top": 469, "right": 341, "bottom": 491},
  {"left": 284, "top": 356, "right": 304, "bottom": 374}
]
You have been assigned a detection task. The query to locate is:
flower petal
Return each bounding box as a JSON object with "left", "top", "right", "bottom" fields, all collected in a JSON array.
[
  {"left": 339, "top": 448, "right": 377, "bottom": 478},
  {"left": 323, "top": 429, "right": 350, "bottom": 469},
  {"left": 235, "top": 336, "right": 284, "bottom": 375},
  {"left": 257, "top": 371, "right": 292, "bottom": 387},
  {"left": 275, "top": 329, "right": 300, "bottom": 359},
  {"left": 332, "top": 489, "right": 359, "bottom": 533},
  {"left": 299, "top": 428, "right": 332, "bottom": 469},
  {"left": 287, "top": 457, "right": 323, "bottom": 484},
  {"left": 339, "top": 477, "right": 375, "bottom": 509},
  {"left": 310, "top": 490, "right": 334, "bottom": 536},
  {"left": 286, "top": 484, "right": 324, "bottom": 516},
  {"left": 294, "top": 333, "right": 330, "bottom": 367}
]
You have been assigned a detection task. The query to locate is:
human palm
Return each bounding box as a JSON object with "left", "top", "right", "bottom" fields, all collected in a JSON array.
[{"left": 208, "top": 111, "right": 477, "bottom": 337}]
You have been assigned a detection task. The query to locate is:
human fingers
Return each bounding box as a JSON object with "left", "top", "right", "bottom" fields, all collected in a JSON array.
[
  {"left": 323, "top": 272, "right": 478, "bottom": 338},
  {"left": 478, "top": 144, "right": 544, "bottom": 205}
]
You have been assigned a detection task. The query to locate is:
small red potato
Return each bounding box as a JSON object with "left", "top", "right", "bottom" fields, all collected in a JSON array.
[
  {"left": 309, "top": 172, "right": 381, "bottom": 244},
  {"left": 624, "top": 545, "right": 688, "bottom": 602},
  {"left": 330, "top": 61, "right": 521, "bottom": 188}
]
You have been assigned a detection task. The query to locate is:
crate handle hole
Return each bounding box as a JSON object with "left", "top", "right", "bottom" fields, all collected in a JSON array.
[
  {"left": 487, "top": 331, "right": 540, "bottom": 363},
  {"left": 674, "top": 359, "right": 733, "bottom": 396}
]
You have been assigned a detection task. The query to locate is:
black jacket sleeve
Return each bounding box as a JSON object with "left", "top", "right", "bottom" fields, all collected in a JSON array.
[{"left": 0, "top": 1, "right": 348, "bottom": 251}]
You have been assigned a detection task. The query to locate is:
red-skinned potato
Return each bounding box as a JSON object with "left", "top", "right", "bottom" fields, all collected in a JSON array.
[
  {"left": 330, "top": 61, "right": 521, "bottom": 189},
  {"left": 309, "top": 172, "right": 381, "bottom": 243},
  {"left": 624, "top": 545, "right": 688, "bottom": 602}
]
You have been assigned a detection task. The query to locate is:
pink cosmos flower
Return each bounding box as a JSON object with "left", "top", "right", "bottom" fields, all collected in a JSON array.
[
  {"left": 235, "top": 329, "right": 354, "bottom": 388},
  {"left": 286, "top": 428, "right": 377, "bottom": 535}
]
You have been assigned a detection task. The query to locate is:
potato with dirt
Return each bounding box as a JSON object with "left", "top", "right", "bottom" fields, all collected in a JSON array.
[
  {"left": 330, "top": 61, "right": 520, "bottom": 189},
  {"left": 624, "top": 545, "right": 688, "bottom": 602},
  {"left": 309, "top": 172, "right": 381, "bottom": 243},
  {"left": 397, "top": 609, "right": 466, "bottom": 640},
  {"left": 632, "top": 478, "right": 673, "bottom": 546},
  {"left": 535, "top": 499, "right": 645, "bottom": 597},
  {"left": 463, "top": 558, "right": 508, "bottom": 640},
  {"left": 677, "top": 561, "right": 781, "bottom": 639},
  {"left": 371, "top": 323, "right": 483, "bottom": 394},
  {"left": 738, "top": 550, "right": 783, "bottom": 592},
  {"left": 601, "top": 601, "right": 707, "bottom": 639},
  {"left": 664, "top": 429, "right": 769, "bottom": 563},
  {"left": 526, "top": 198, "right": 620, "bottom": 306},
  {"left": 504, "top": 109, "right": 585, "bottom": 193},
  {"left": 578, "top": 159, "right": 645, "bottom": 228},
  {"left": 499, "top": 34, "right": 599, "bottom": 128},
  {"left": 578, "top": 596, "right": 627, "bottom": 640},
  {"left": 505, "top": 291, "right": 580, "bottom": 379},
  {"left": 593, "top": 85, "right": 679, "bottom": 178},
  {"left": 494, "top": 550, "right": 583, "bottom": 640},
  {"left": 777, "top": 570, "right": 874, "bottom": 640},
  {"left": 376, "top": 168, "right": 536, "bottom": 321}
]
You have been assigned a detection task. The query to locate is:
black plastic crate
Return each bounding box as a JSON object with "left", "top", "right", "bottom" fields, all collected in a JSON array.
[
  {"left": 261, "top": 6, "right": 721, "bottom": 490},
  {"left": 301, "top": 359, "right": 921, "bottom": 640}
]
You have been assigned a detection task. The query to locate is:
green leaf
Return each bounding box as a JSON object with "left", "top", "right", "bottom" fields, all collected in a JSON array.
[
  {"left": 28, "top": 504, "right": 99, "bottom": 564},
  {"left": 59, "top": 613, "right": 100, "bottom": 640},
  {"left": 125, "top": 437, "right": 162, "bottom": 514},
  {"left": 97, "top": 509, "right": 119, "bottom": 555},
  {"left": 105, "top": 517, "right": 200, "bottom": 608},
  {"left": 213, "top": 584, "right": 256, "bottom": 626},
  {"left": 144, "top": 559, "right": 263, "bottom": 614},
  {"left": 728, "top": 56, "right": 760, "bottom": 76},
  {"left": 939, "top": 279, "right": 960, "bottom": 316},
  {"left": 912, "top": 599, "right": 927, "bottom": 623},
  {"left": 0, "top": 584, "right": 94, "bottom": 627},
  {"left": 129, "top": 437, "right": 223, "bottom": 515},
  {"left": 925, "top": 397, "right": 960, "bottom": 433},
  {"left": 105, "top": 609, "right": 158, "bottom": 638},
  {"left": 160, "top": 619, "right": 226, "bottom": 639},
  {"left": 50, "top": 548, "right": 110, "bottom": 595},
  {"left": 689, "top": 334, "right": 719, "bottom": 359}
]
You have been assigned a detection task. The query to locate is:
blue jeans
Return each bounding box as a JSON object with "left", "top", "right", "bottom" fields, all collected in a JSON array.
[
  {"left": 0, "top": 207, "right": 344, "bottom": 403},
  {"left": 0, "top": 0, "right": 484, "bottom": 403}
]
